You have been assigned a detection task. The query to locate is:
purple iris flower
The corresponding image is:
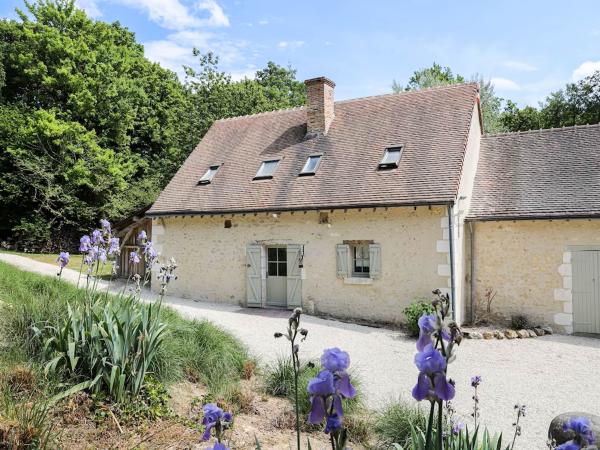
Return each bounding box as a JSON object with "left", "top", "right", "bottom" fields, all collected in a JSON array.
[
  {"left": 556, "top": 441, "right": 581, "bottom": 450},
  {"left": 100, "top": 219, "right": 111, "bottom": 232},
  {"left": 412, "top": 344, "right": 455, "bottom": 402},
  {"left": 79, "top": 235, "right": 91, "bottom": 252},
  {"left": 91, "top": 229, "right": 104, "bottom": 244},
  {"left": 417, "top": 313, "right": 437, "bottom": 351},
  {"left": 138, "top": 230, "right": 147, "bottom": 241},
  {"left": 201, "top": 403, "right": 224, "bottom": 441},
  {"left": 563, "top": 416, "right": 595, "bottom": 444},
  {"left": 321, "top": 348, "right": 350, "bottom": 372},
  {"left": 57, "top": 252, "right": 70, "bottom": 268},
  {"left": 144, "top": 241, "right": 158, "bottom": 259},
  {"left": 452, "top": 422, "right": 465, "bottom": 435},
  {"left": 471, "top": 375, "right": 482, "bottom": 387},
  {"left": 108, "top": 237, "right": 120, "bottom": 255},
  {"left": 97, "top": 248, "right": 107, "bottom": 263},
  {"left": 325, "top": 413, "right": 342, "bottom": 434},
  {"left": 130, "top": 251, "right": 141, "bottom": 264},
  {"left": 414, "top": 345, "right": 446, "bottom": 374},
  {"left": 205, "top": 443, "right": 230, "bottom": 450}
]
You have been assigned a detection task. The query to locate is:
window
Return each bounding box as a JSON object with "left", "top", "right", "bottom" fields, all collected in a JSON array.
[
  {"left": 254, "top": 160, "right": 280, "bottom": 180},
  {"left": 352, "top": 244, "right": 370, "bottom": 277},
  {"left": 198, "top": 165, "right": 220, "bottom": 184},
  {"left": 378, "top": 147, "right": 402, "bottom": 170},
  {"left": 267, "top": 247, "right": 287, "bottom": 277},
  {"left": 299, "top": 155, "right": 322, "bottom": 176}
]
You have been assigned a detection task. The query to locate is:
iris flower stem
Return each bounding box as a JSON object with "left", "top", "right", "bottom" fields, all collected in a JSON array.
[
  {"left": 291, "top": 324, "right": 300, "bottom": 450},
  {"left": 436, "top": 400, "right": 443, "bottom": 450},
  {"left": 77, "top": 258, "right": 84, "bottom": 288},
  {"left": 425, "top": 400, "right": 435, "bottom": 450}
]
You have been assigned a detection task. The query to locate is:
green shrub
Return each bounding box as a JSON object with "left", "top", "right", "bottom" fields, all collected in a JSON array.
[
  {"left": 264, "top": 356, "right": 296, "bottom": 397},
  {"left": 510, "top": 314, "right": 529, "bottom": 330},
  {"left": 403, "top": 299, "right": 435, "bottom": 337},
  {"left": 373, "top": 398, "right": 427, "bottom": 448}
]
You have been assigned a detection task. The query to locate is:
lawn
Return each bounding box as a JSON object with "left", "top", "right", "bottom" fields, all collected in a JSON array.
[{"left": 0, "top": 249, "right": 114, "bottom": 276}]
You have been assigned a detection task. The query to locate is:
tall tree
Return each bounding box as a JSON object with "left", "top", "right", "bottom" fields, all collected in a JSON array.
[{"left": 392, "top": 63, "right": 506, "bottom": 133}]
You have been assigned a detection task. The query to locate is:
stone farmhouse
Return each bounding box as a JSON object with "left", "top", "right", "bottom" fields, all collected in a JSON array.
[{"left": 147, "top": 77, "right": 600, "bottom": 334}]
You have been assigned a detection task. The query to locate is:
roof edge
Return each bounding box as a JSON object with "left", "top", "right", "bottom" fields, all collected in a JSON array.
[
  {"left": 147, "top": 200, "right": 454, "bottom": 218},
  {"left": 483, "top": 122, "right": 600, "bottom": 138},
  {"left": 466, "top": 213, "right": 600, "bottom": 222}
]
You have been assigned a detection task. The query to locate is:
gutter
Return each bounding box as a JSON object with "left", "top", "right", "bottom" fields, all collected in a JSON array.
[
  {"left": 465, "top": 214, "right": 600, "bottom": 222},
  {"left": 146, "top": 200, "right": 454, "bottom": 218},
  {"left": 447, "top": 204, "right": 457, "bottom": 320}
]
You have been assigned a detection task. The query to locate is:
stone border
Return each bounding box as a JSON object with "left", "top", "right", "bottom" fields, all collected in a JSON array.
[
  {"left": 553, "top": 251, "right": 573, "bottom": 334},
  {"left": 464, "top": 326, "right": 552, "bottom": 340}
]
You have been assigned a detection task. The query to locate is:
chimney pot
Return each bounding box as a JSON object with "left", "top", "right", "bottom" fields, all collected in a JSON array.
[{"left": 304, "top": 77, "right": 335, "bottom": 136}]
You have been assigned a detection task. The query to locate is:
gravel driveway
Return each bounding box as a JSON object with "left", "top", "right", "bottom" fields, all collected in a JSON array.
[{"left": 1, "top": 252, "right": 599, "bottom": 449}]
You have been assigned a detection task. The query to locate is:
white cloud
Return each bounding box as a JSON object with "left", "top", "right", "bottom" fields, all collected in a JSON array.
[
  {"left": 490, "top": 77, "right": 521, "bottom": 91},
  {"left": 230, "top": 68, "right": 256, "bottom": 81},
  {"left": 502, "top": 60, "right": 538, "bottom": 72},
  {"left": 258, "top": 19, "right": 269, "bottom": 25},
  {"left": 111, "top": 0, "right": 229, "bottom": 30},
  {"left": 277, "top": 40, "right": 304, "bottom": 49},
  {"left": 572, "top": 60, "right": 600, "bottom": 81},
  {"left": 76, "top": 0, "right": 102, "bottom": 17}
]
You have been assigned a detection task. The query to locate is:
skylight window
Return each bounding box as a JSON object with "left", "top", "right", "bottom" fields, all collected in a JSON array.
[
  {"left": 254, "top": 160, "right": 280, "bottom": 180},
  {"left": 299, "top": 155, "right": 322, "bottom": 176},
  {"left": 198, "top": 165, "right": 220, "bottom": 184},
  {"left": 378, "top": 147, "right": 402, "bottom": 170}
]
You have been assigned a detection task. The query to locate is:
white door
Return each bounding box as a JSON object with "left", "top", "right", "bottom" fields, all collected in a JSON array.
[
  {"left": 266, "top": 246, "right": 287, "bottom": 307},
  {"left": 572, "top": 250, "right": 600, "bottom": 334}
]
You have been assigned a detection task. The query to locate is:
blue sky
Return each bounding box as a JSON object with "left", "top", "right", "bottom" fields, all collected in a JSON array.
[{"left": 2, "top": 0, "right": 600, "bottom": 106}]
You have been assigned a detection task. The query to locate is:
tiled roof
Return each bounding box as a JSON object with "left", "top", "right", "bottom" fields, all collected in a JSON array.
[
  {"left": 468, "top": 124, "right": 600, "bottom": 220},
  {"left": 147, "top": 83, "right": 479, "bottom": 216}
]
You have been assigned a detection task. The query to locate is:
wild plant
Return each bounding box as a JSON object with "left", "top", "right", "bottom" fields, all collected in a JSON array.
[{"left": 274, "top": 307, "right": 308, "bottom": 450}]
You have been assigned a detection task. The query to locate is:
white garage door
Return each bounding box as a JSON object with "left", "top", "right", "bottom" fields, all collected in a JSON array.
[{"left": 572, "top": 250, "right": 600, "bottom": 334}]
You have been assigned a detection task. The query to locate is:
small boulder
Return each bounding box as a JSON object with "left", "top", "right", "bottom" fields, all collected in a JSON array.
[
  {"left": 527, "top": 329, "right": 537, "bottom": 338},
  {"left": 542, "top": 326, "right": 554, "bottom": 335},
  {"left": 516, "top": 329, "right": 529, "bottom": 338},
  {"left": 504, "top": 329, "right": 518, "bottom": 339},
  {"left": 482, "top": 331, "right": 494, "bottom": 340},
  {"left": 534, "top": 328, "right": 545, "bottom": 336},
  {"left": 469, "top": 331, "right": 483, "bottom": 340},
  {"left": 493, "top": 330, "right": 504, "bottom": 340},
  {"left": 549, "top": 412, "right": 600, "bottom": 446}
]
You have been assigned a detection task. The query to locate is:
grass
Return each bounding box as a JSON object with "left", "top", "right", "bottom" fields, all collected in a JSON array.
[
  {"left": 0, "top": 249, "right": 113, "bottom": 276},
  {"left": 0, "top": 260, "right": 250, "bottom": 403},
  {"left": 372, "top": 398, "right": 428, "bottom": 448}
]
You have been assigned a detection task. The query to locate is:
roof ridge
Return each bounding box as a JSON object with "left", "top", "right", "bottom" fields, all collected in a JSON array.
[
  {"left": 484, "top": 122, "right": 600, "bottom": 138},
  {"left": 335, "top": 82, "right": 480, "bottom": 105},
  {"left": 215, "top": 105, "right": 305, "bottom": 122}
]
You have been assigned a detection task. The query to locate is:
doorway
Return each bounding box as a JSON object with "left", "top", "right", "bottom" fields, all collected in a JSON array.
[
  {"left": 266, "top": 246, "right": 287, "bottom": 307},
  {"left": 573, "top": 249, "right": 600, "bottom": 334}
]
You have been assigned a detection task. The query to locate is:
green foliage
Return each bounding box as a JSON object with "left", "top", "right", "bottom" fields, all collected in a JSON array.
[
  {"left": 0, "top": 1, "right": 306, "bottom": 245},
  {"left": 510, "top": 314, "right": 529, "bottom": 330},
  {"left": 264, "top": 355, "right": 296, "bottom": 397},
  {"left": 403, "top": 299, "right": 435, "bottom": 337},
  {"left": 373, "top": 399, "right": 428, "bottom": 448},
  {"left": 394, "top": 424, "right": 511, "bottom": 450}
]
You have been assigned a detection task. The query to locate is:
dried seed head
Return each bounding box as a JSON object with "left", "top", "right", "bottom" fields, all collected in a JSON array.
[{"left": 274, "top": 332, "right": 283, "bottom": 338}]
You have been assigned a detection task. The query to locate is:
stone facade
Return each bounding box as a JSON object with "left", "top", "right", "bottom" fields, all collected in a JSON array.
[
  {"left": 305, "top": 77, "right": 335, "bottom": 135},
  {"left": 471, "top": 219, "right": 600, "bottom": 332},
  {"left": 151, "top": 206, "right": 449, "bottom": 324}
]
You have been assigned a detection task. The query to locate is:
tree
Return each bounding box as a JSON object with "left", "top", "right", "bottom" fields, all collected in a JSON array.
[{"left": 392, "top": 63, "right": 506, "bottom": 133}]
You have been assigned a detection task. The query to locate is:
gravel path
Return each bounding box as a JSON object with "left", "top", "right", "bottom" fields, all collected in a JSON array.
[{"left": 1, "top": 252, "right": 599, "bottom": 449}]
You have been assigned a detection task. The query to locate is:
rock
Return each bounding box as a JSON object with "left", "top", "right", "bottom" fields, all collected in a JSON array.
[
  {"left": 516, "top": 329, "right": 529, "bottom": 338},
  {"left": 493, "top": 330, "right": 504, "bottom": 340},
  {"left": 549, "top": 412, "right": 600, "bottom": 446},
  {"left": 504, "top": 329, "right": 518, "bottom": 339},
  {"left": 542, "top": 326, "right": 554, "bottom": 335},
  {"left": 527, "top": 329, "right": 538, "bottom": 338},
  {"left": 468, "top": 331, "right": 483, "bottom": 339},
  {"left": 482, "top": 331, "right": 494, "bottom": 340},
  {"left": 534, "top": 328, "right": 545, "bottom": 336}
]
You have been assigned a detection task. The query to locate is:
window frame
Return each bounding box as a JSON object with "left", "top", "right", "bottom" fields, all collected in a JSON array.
[
  {"left": 378, "top": 146, "right": 403, "bottom": 170},
  {"left": 299, "top": 154, "right": 323, "bottom": 177},
  {"left": 351, "top": 244, "right": 370, "bottom": 278},
  {"left": 254, "top": 159, "right": 280, "bottom": 180},
  {"left": 198, "top": 164, "right": 220, "bottom": 185}
]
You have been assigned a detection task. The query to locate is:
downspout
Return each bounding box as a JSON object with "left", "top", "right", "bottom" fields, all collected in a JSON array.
[
  {"left": 469, "top": 221, "right": 475, "bottom": 323},
  {"left": 447, "top": 204, "right": 456, "bottom": 320}
]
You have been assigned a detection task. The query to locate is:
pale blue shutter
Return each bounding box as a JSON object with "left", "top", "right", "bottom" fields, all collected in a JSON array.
[
  {"left": 286, "top": 244, "right": 302, "bottom": 308},
  {"left": 336, "top": 244, "right": 349, "bottom": 278},
  {"left": 246, "top": 244, "right": 262, "bottom": 307},
  {"left": 369, "top": 243, "right": 381, "bottom": 279}
]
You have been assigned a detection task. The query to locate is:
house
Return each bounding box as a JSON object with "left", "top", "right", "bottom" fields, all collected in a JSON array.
[{"left": 147, "top": 76, "right": 600, "bottom": 334}]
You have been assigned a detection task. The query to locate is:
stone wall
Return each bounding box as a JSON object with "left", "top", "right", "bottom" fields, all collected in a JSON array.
[
  {"left": 151, "top": 206, "right": 448, "bottom": 324},
  {"left": 471, "top": 219, "right": 600, "bottom": 333}
]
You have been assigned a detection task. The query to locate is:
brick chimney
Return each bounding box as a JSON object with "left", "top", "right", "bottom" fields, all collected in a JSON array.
[{"left": 304, "top": 77, "right": 335, "bottom": 136}]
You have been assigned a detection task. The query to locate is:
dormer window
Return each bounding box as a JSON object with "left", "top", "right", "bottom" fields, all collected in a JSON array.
[
  {"left": 299, "top": 155, "right": 322, "bottom": 176},
  {"left": 254, "top": 160, "right": 280, "bottom": 180},
  {"left": 378, "top": 147, "right": 402, "bottom": 170},
  {"left": 198, "top": 165, "right": 220, "bottom": 184}
]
